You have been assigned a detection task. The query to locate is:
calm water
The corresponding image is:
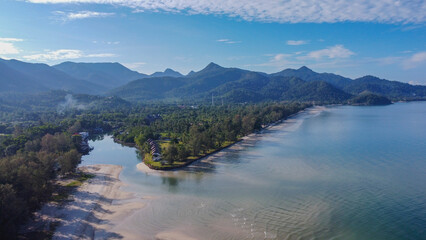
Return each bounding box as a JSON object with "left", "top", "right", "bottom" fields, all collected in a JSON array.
[{"left": 81, "top": 102, "right": 426, "bottom": 240}]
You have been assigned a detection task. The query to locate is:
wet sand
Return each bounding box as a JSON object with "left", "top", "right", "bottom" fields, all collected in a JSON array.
[
  {"left": 27, "top": 164, "right": 146, "bottom": 240},
  {"left": 136, "top": 106, "right": 327, "bottom": 175},
  {"left": 30, "top": 106, "right": 326, "bottom": 240}
]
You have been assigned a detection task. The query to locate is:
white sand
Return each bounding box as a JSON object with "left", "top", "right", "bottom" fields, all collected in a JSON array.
[
  {"left": 155, "top": 231, "right": 199, "bottom": 240},
  {"left": 136, "top": 106, "right": 327, "bottom": 175},
  {"left": 21, "top": 107, "right": 328, "bottom": 240},
  {"left": 26, "top": 164, "right": 146, "bottom": 240}
]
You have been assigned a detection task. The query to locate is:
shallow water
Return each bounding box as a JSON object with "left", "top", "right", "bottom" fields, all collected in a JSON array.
[{"left": 81, "top": 102, "right": 426, "bottom": 240}]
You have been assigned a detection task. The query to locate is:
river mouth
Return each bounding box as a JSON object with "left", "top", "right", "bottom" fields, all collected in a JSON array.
[{"left": 81, "top": 103, "right": 426, "bottom": 240}]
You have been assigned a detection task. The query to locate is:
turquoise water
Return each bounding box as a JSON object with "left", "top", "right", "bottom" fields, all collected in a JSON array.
[{"left": 81, "top": 102, "right": 426, "bottom": 239}]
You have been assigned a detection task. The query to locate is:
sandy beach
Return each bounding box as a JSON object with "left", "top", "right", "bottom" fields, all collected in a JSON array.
[
  {"left": 25, "top": 164, "right": 146, "bottom": 240},
  {"left": 23, "top": 106, "right": 327, "bottom": 240},
  {"left": 137, "top": 106, "right": 327, "bottom": 175}
]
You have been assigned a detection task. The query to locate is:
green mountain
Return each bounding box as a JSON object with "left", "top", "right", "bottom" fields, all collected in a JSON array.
[
  {"left": 349, "top": 92, "right": 392, "bottom": 105},
  {"left": 0, "top": 62, "right": 47, "bottom": 93},
  {"left": 271, "top": 67, "right": 426, "bottom": 100},
  {"left": 343, "top": 76, "right": 426, "bottom": 100},
  {"left": 53, "top": 62, "right": 184, "bottom": 89},
  {"left": 53, "top": 62, "right": 147, "bottom": 89},
  {"left": 109, "top": 63, "right": 353, "bottom": 103},
  {"left": 0, "top": 58, "right": 106, "bottom": 94},
  {"left": 0, "top": 90, "right": 131, "bottom": 113},
  {"left": 271, "top": 66, "right": 352, "bottom": 89},
  {"left": 149, "top": 68, "right": 183, "bottom": 78},
  {"left": 2, "top": 58, "right": 424, "bottom": 104}
]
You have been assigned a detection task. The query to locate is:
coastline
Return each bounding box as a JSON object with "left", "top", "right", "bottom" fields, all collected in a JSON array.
[
  {"left": 23, "top": 164, "right": 146, "bottom": 240},
  {"left": 25, "top": 105, "right": 326, "bottom": 239},
  {"left": 137, "top": 105, "right": 326, "bottom": 174}
]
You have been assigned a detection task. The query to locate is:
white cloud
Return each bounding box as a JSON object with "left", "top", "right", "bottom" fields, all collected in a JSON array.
[
  {"left": 408, "top": 80, "right": 424, "bottom": 86},
  {"left": 23, "top": 49, "right": 115, "bottom": 61},
  {"left": 217, "top": 39, "right": 241, "bottom": 44},
  {"left": 23, "top": 49, "right": 82, "bottom": 61},
  {"left": 255, "top": 45, "right": 356, "bottom": 69},
  {"left": 402, "top": 51, "right": 426, "bottom": 69},
  {"left": 287, "top": 40, "right": 308, "bottom": 46},
  {"left": 86, "top": 53, "right": 116, "bottom": 58},
  {"left": 123, "top": 62, "right": 146, "bottom": 72},
  {"left": 93, "top": 40, "right": 120, "bottom": 45},
  {"left": 54, "top": 10, "right": 115, "bottom": 21},
  {"left": 304, "top": 45, "right": 354, "bottom": 60},
  {"left": 254, "top": 53, "right": 299, "bottom": 68},
  {"left": 0, "top": 42, "right": 20, "bottom": 55},
  {"left": 26, "top": 0, "right": 426, "bottom": 23},
  {"left": 0, "top": 38, "right": 24, "bottom": 42},
  {"left": 273, "top": 53, "right": 287, "bottom": 61},
  {"left": 0, "top": 38, "right": 23, "bottom": 55}
]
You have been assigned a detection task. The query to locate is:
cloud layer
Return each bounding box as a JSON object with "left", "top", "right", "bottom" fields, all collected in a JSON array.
[
  {"left": 287, "top": 40, "right": 308, "bottom": 46},
  {"left": 0, "top": 38, "right": 23, "bottom": 55},
  {"left": 23, "top": 49, "right": 115, "bottom": 61},
  {"left": 217, "top": 39, "right": 241, "bottom": 44},
  {"left": 54, "top": 10, "right": 115, "bottom": 21},
  {"left": 403, "top": 51, "right": 426, "bottom": 69},
  {"left": 26, "top": 0, "right": 426, "bottom": 23},
  {"left": 305, "top": 45, "right": 354, "bottom": 59}
]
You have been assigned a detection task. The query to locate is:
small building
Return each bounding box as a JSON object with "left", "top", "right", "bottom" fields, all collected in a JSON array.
[{"left": 147, "top": 138, "right": 162, "bottom": 162}]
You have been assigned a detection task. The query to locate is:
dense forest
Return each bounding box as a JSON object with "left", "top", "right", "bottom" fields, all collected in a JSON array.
[
  {"left": 0, "top": 124, "right": 82, "bottom": 237},
  {"left": 114, "top": 102, "right": 309, "bottom": 168}
]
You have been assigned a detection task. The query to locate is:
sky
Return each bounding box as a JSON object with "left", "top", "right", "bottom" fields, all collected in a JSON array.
[{"left": 0, "top": 0, "right": 425, "bottom": 84}]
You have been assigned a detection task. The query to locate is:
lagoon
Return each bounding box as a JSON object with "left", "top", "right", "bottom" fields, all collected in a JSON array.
[{"left": 81, "top": 102, "right": 426, "bottom": 239}]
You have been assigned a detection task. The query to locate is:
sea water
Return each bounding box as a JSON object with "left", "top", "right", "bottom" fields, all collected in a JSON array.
[{"left": 81, "top": 102, "right": 426, "bottom": 239}]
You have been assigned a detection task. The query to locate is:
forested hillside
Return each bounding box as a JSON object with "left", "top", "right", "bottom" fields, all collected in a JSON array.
[{"left": 109, "top": 63, "right": 425, "bottom": 103}]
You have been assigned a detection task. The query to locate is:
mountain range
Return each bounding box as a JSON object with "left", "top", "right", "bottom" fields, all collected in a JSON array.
[
  {"left": 0, "top": 58, "right": 184, "bottom": 94},
  {"left": 1, "top": 58, "right": 425, "bottom": 104},
  {"left": 109, "top": 62, "right": 426, "bottom": 103}
]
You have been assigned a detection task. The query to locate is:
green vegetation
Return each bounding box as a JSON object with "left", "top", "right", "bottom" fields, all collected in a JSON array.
[
  {"left": 0, "top": 124, "right": 83, "bottom": 238},
  {"left": 120, "top": 102, "right": 309, "bottom": 169},
  {"left": 0, "top": 95, "right": 307, "bottom": 237},
  {"left": 350, "top": 92, "right": 392, "bottom": 106},
  {"left": 65, "top": 173, "right": 95, "bottom": 187},
  {"left": 109, "top": 63, "right": 354, "bottom": 103},
  {"left": 108, "top": 63, "right": 426, "bottom": 103}
]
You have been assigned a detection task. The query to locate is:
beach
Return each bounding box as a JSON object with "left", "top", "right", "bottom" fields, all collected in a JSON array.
[
  {"left": 25, "top": 164, "right": 146, "bottom": 240},
  {"left": 29, "top": 106, "right": 327, "bottom": 239},
  {"left": 136, "top": 106, "right": 327, "bottom": 175}
]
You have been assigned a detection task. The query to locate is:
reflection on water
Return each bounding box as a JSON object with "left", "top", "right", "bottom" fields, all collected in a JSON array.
[{"left": 81, "top": 102, "right": 426, "bottom": 240}]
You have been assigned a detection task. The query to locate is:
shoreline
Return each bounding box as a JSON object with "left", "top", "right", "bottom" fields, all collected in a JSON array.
[
  {"left": 137, "top": 105, "right": 326, "bottom": 174},
  {"left": 26, "top": 105, "right": 326, "bottom": 239},
  {"left": 23, "top": 164, "right": 146, "bottom": 240}
]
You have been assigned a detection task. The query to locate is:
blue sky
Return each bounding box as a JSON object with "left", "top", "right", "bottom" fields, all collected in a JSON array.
[{"left": 0, "top": 0, "right": 425, "bottom": 84}]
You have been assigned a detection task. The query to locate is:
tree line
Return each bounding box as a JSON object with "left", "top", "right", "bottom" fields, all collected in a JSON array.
[
  {"left": 0, "top": 124, "right": 83, "bottom": 237},
  {"left": 116, "top": 102, "right": 310, "bottom": 164}
]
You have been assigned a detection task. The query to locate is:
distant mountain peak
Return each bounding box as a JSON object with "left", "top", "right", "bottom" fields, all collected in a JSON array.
[
  {"left": 298, "top": 66, "right": 313, "bottom": 72},
  {"left": 205, "top": 62, "right": 223, "bottom": 69},
  {"left": 164, "top": 68, "right": 178, "bottom": 74},
  {"left": 149, "top": 68, "right": 183, "bottom": 78}
]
